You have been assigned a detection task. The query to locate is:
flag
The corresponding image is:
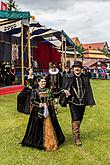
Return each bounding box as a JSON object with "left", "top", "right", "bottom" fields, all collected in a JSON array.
[{"left": 1, "top": 1, "right": 8, "bottom": 10}]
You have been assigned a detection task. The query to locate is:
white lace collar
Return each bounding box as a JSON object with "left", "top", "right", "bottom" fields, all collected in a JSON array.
[{"left": 49, "top": 68, "right": 59, "bottom": 75}]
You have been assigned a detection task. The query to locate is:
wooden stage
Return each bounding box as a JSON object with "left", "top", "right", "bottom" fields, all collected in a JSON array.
[{"left": 0, "top": 85, "right": 24, "bottom": 95}]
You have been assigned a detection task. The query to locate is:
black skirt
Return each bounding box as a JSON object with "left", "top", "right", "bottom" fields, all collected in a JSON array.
[{"left": 21, "top": 105, "right": 65, "bottom": 150}]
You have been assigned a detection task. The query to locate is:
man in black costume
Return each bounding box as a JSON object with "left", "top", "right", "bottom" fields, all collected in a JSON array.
[
  {"left": 46, "top": 62, "right": 62, "bottom": 114},
  {"left": 64, "top": 61, "right": 95, "bottom": 146}
]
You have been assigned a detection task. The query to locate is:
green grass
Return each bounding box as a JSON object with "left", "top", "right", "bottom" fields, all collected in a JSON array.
[{"left": 0, "top": 80, "right": 110, "bottom": 165}]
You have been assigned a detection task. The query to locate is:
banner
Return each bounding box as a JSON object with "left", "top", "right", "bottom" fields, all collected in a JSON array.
[
  {"left": 0, "top": 19, "right": 29, "bottom": 37},
  {"left": 12, "top": 43, "right": 18, "bottom": 61},
  {"left": 1, "top": 1, "right": 8, "bottom": 10},
  {"left": 0, "top": 19, "right": 21, "bottom": 35}
]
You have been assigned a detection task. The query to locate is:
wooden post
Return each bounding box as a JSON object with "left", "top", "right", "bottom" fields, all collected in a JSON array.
[
  {"left": 74, "top": 46, "right": 77, "bottom": 62},
  {"left": 28, "top": 26, "right": 31, "bottom": 68},
  {"left": 64, "top": 40, "right": 66, "bottom": 66},
  {"left": 61, "top": 34, "right": 64, "bottom": 71},
  {"left": 21, "top": 22, "right": 24, "bottom": 86}
]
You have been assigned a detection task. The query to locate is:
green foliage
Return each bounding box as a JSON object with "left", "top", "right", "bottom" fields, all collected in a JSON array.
[
  {"left": 47, "top": 88, "right": 54, "bottom": 101},
  {"left": 0, "top": 80, "right": 110, "bottom": 165},
  {"left": 6, "top": 0, "right": 19, "bottom": 11}
]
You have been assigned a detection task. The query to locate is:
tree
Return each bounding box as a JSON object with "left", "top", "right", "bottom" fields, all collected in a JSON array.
[{"left": 6, "top": 0, "right": 19, "bottom": 11}]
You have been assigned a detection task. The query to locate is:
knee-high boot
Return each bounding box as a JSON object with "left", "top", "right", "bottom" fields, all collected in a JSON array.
[{"left": 72, "top": 121, "right": 82, "bottom": 146}]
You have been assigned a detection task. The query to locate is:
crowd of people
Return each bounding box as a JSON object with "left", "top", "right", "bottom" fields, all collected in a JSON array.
[
  {"left": 1, "top": 60, "right": 110, "bottom": 88},
  {"left": 83, "top": 67, "right": 110, "bottom": 79},
  {"left": 17, "top": 61, "right": 95, "bottom": 151},
  {"left": 0, "top": 61, "right": 16, "bottom": 87}
]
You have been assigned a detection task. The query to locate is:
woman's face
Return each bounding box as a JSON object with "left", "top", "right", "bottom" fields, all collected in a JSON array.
[
  {"left": 29, "top": 69, "right": 33, "bottom": 75},
  {"left": 38, "top": 79, "right": 46, "bottom": 88}
]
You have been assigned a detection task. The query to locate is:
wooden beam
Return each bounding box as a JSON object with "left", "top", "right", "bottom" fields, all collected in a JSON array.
[
  {"left": 74, "top": 46, "right": 77, "bottom": 61},
  {"left": 28, "top": 26, "right": 31, "bottom": 68},
  {"left": 61, "top": 34, "right": 64, "bottom": 71},
  {"left": 64, "top": 40, "right": 66, "bottom": 66},
  {"left": 21, "top": 22, "right": 24, "bottom": 86}
]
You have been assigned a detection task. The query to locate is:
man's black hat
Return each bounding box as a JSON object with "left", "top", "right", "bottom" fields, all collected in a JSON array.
[
  {"left": 72, "top": 61, "right": 83, "bottom": 68},
  {"left": 51, "top": 62, "right": 57, "bottom": 68}
]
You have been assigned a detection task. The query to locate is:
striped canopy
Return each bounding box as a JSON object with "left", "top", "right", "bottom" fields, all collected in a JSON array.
[{"left": 0, "top": 16, "right": 82, "bottom": 54}]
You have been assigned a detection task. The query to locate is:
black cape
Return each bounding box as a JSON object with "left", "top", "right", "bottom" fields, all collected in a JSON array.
[{"left": 64, "top": 73, "right": 95, "bottom": 106}]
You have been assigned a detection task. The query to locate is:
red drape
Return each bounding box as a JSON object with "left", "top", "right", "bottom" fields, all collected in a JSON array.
[{"left": 33, "top": 42, "right": 61, "bottom": 71}]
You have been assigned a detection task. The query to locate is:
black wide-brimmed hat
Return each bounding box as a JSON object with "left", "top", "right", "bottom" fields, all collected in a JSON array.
[
  {"left": 72, "top": 61, "right": 83, "bottom": 68},
  {"left": 50, "top": 62, "right": 57, "bottom": 68}
]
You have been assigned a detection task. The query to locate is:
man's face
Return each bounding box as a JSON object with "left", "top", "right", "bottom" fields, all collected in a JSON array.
[
  {"left": 65, "top": 67, "right": 69, "bottom": 73},
  {"left": 73, "top": 66, "right": 82, "bottom": 75},
  {"left": 51, "top": 67, "right": 57, "bottom": 72}
]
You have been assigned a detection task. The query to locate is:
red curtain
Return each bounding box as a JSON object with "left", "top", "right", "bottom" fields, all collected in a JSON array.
[{"left": 33, "top": 42, "right": 61, "bottom": 71}]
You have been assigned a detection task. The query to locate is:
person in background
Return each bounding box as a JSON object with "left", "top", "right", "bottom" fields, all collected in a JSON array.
[
  {"left": 64, "top": 61, "right": 95, "bottom": 146},
  {"left": 46, "top": 62, "right": 62, "bottom": 114},
  {"left": 58, "top": 62, "right": 63, "bottom": 73},
  {"left": 4, "top": 62, "right": 11, "bottom": 86},
  {"left": 17, "top": 68, "right": 36, "bottom": 114},
  {"left": 10, "top": 65, "right": 16, "bottom": 85},
  {"left": 62, "top": 65, "right": 70, "bottom": 88},
  {"left": 0, "top": 63, "right": 4, "bottom": 87},
  {"left": 21, "top": 77, "right": 65, "bottom": 151}
]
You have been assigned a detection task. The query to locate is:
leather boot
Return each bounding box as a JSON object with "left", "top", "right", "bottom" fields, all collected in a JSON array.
[{"left": 72, "top": 121, "right": 82, "bottom": 146}]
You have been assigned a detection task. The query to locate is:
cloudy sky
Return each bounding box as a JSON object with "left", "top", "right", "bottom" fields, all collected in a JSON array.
[{"left": 17, "top": 0, "right": 110, "bottom": 45}]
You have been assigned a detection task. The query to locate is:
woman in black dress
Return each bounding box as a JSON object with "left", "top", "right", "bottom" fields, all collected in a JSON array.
[
  {"left": 17, "top": 68, "right": 36, "bottom": 114},
  {"left": 21, "top": 77, "right": 65, "bottom": 151}
]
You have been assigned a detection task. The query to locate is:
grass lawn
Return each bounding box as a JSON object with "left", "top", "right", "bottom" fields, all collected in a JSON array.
[{"left": 0, "top": 80, "right": 110, "bottom": 165}]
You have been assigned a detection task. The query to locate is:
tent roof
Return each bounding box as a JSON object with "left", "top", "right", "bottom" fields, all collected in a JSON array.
[
  {"left": 0, "top": 10, "right": 30, "bottom": 19},
  {"left": 0, "top": 19, "right": 82, "bottom": 54},
  {"left": 30, "top": 24, "right": 82, "bottom": 53}
]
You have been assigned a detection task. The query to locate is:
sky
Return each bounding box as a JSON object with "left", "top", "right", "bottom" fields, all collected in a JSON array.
[{"left": 17, "top": 0, "right": 110, "bottom": 45}]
